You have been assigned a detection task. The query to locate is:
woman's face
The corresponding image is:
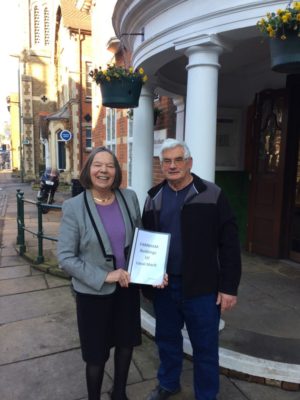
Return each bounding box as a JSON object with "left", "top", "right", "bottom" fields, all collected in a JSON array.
[{"left": 90, "top": 151, "right": 116, "bottom": 192}]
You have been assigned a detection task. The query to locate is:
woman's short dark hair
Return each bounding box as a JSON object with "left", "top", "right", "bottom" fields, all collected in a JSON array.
[{"left": 79, "top": 147, "right": 122, "bottom": 190}]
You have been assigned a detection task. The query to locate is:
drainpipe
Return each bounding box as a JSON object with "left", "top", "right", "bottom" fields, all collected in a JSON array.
[{"left": 79, "top": 29, "right": 84, "bottom": 170}]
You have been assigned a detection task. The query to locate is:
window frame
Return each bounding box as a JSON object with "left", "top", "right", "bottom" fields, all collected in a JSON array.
[{"left": 106, "top": 108, "right": 117, "bottom": 154}]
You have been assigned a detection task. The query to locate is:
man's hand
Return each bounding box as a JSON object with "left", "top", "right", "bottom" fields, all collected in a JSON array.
[
  {"left": 154, "top": 273, "right": 168, "bottom": 289},
  {"left": 105, "top": 269, "right": 130, "bottom": 287},
  {"left": 216, "top": 292, "right": 237, "bottom": 313}
]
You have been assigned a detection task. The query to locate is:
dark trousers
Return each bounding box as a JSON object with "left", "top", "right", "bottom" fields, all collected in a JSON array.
[{"left": 153, "top": 277, "right": 220, "bottom": 400}]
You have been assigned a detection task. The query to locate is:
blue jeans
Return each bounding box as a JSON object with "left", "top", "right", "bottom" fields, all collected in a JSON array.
[{"left": 153, "top": 277, "right": 220, "bottom": 400}]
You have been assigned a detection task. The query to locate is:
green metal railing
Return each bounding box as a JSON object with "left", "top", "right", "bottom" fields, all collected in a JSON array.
[{"left": 16, "top": 189, "right": 62, "bottom": 264}]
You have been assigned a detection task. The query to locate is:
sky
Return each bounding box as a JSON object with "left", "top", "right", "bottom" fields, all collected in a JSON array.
[{"left": 0, "top": 1, "right": 23, "bottom": 127}]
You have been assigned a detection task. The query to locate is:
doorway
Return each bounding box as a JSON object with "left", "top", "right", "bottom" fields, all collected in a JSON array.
[
  {"left": 289, "top": 142, "right": 300, "bottom": 261},
  {"left": 247, "top": 79, "right": 300, "bottom": 262},
  {"left": 246, "top": 89, "right": 288, "bottom": 258}
]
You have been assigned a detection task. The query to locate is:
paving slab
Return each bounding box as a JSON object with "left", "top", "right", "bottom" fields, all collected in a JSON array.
[
  {"left": 0, "top": 246, "right": 19, "bottom": 256},
  {"left": 0, "top": 310, "right": 79, "bottom": 364},
  {"left": 0, "top": 286, "right": 75, "bottom": 324},
  {"left": 0, "top": 264, "right": 31, "bottom": 279},
  {"left": 104, "top": 348, "right": 144, "bottom": 386},
  {"left": 0, "top": 349, "right": 89, "bottom": 400},
  {"left": 0, "top": 274, "right": 47, "bottom": 295},
  {"left": 218, "top": 375, "right": 250, "bottom": 399},
  {"left": 0, "top": 255, "right": 28, "bottom": 267},
  {"left": 133, "top": 333, "right": 192, "bottom": 381},
  {"left": 126, "top": 379, "right": 158, "bottom": 400},
  {"left": 131, "top": 334, "right": 160, "bottom": 380},
  {"left": 44, "top": 273, "right": 70, "bottom": 288}
]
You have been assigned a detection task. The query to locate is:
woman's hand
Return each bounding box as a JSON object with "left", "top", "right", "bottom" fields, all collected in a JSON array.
[
  {"left": 105, "top": 269, "right": 130, "bottom": 287},
  {"left": 154, "top": 273, "right": 168, "bottom": 289}
]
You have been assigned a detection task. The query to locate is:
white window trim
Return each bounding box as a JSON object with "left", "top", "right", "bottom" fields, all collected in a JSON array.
[
  {"left": 127, "top": 115, "right": 133, "bottom": 187},
  {"left": 106, "top": 109, "right": 117, "bottom": 154}
]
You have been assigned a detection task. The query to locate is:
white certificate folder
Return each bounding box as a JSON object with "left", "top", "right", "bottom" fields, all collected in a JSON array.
[{"left": 128, "top": 228, "right": 171, "bottom": 285}]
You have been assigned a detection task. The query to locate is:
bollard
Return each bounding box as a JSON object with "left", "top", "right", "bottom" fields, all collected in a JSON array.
[
  {"left": 36, "top": 200, "right": 45, "bottom": 264},
  {"left": 16, "top": 189, "right": 21, "bottom": 245},
  {"left": 16, "top": 190, "right": 26, "bottom": 255}
]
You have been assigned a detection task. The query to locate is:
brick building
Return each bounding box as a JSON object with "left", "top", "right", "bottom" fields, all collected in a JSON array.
[
  {"left": 10, "top": 0, "right": 92, "bottom": 183},
  {"left": 45, "top": 0, "right": 92, "bottom": 183}
]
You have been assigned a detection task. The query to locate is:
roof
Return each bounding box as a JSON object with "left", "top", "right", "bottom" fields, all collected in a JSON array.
[
  {"left": 60, "top": 0, "right": 91, "bottom": 31},
  {"left": 45, "top": 105, "right": 70, "bottom": 121}
]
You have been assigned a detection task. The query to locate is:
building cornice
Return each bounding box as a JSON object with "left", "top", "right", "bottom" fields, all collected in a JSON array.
[{"left": 113, "top": 1, "right": 288, "bottom": 51}]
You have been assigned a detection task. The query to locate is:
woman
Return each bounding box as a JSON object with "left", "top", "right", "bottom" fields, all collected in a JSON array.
[{"left": 57, "top": 147, "right": 142, "bottom": 400}]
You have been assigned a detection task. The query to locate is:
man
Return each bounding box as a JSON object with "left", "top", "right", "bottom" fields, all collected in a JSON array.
[{"left": 142, "top": 139, "right": 241, "bottom": 400}]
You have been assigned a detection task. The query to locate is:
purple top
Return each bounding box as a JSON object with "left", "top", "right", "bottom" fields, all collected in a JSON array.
[{"left": 96, "top": 199, "right": 126, "bottom": 269}]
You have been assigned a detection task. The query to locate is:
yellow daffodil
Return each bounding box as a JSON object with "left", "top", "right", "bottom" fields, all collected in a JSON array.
[
  {"left": 258, "top": 18, "right": 266, "bottom": 26},
  {"left": 142, "top": 75, "right": 148, "bottom": 83},
  {"left": 269, "top": 30, "right": 276, "bottom": 38},
  {"left": 282, "top": 12, "right": 292, "bottom": 23},
  {"left": 292, "top": 2, "right": 300, "bottom": 10},
  {"left": 129, "top": 67, "right": 133, "bottom": 73},
  {"left": 138, "top": 67, "right": 144, "bottom": 75}
]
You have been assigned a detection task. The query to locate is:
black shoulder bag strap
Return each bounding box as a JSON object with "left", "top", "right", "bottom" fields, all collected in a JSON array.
[
  {"left": 116, "top": 189, "right": 135, "bottom": 231},
  {"left": 83, "top": 190, "right": 108, "bottom": 257}
]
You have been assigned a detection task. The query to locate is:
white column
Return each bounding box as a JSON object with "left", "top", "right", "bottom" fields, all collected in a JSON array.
[
  {"left": 173, "top": 96, "right": 185, "bottom": 141},
  {"left": 181, "top": 43, "right": 223, "bottom": 182},
  {"left": 132, "top": 84, "right": 154, "bottom": 209}
]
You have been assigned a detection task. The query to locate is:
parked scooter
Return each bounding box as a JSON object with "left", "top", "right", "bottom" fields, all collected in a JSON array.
[{"left": 37, "top": 167, "right": 60, "bottom": 213}]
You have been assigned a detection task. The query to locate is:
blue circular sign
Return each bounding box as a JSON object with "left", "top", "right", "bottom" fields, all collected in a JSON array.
[{"left": 60, "top": 130, "right": 72, "bottom": 141}]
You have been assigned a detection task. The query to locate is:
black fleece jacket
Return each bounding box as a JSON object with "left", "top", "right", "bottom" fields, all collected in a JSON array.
[{"left": 142, "top": 174, "right": 242, "bottom": 299}]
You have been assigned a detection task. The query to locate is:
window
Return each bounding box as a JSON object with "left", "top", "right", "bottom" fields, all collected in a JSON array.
[
  {"left": 127, "top": 113, "right": 133, "bottom": 187},
  {"left": 106, "top": 109, "right": 116, "bottom": 154},
  {"left": 86, "top": 127, "right": 92, "bottom": 149},
  {"left": 32, "top": 3, "right": 50, "bottom": 48},
  {"left": 44, "top": 7, "right": 50, "bottom": 46},
  {"left": 85, "top": 62, "right": 93, "bottom": 99},
  {"left": 34, "top": 5, "right": 40, "bottom": 45}
]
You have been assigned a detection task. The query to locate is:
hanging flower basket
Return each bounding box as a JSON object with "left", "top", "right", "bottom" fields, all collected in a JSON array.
[
  {"left": 99, "top": 77, "right": 143, "bottom": 108},
  {"left": 270, "top": 32, "right": 300, "bottom": 73},
  {"left": 257, "top": 2, "right": 300, "bottom": 73},
  {"left": 89, "top": 65, "right": 148, "bottom": 109}
]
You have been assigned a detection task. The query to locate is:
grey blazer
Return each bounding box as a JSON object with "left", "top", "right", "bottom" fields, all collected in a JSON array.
[{"left": 57, "top": 188, "right": 142, "bottom": 295}]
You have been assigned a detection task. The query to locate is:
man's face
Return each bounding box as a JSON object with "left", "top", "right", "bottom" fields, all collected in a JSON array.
[{"left": 161, "top": 146, "right": 192, "bottom": 186}]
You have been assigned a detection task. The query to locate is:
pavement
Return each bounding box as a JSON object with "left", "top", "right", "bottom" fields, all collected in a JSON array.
[{"left": 0, "top": 170, "right": 300, "bottom": 400}]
